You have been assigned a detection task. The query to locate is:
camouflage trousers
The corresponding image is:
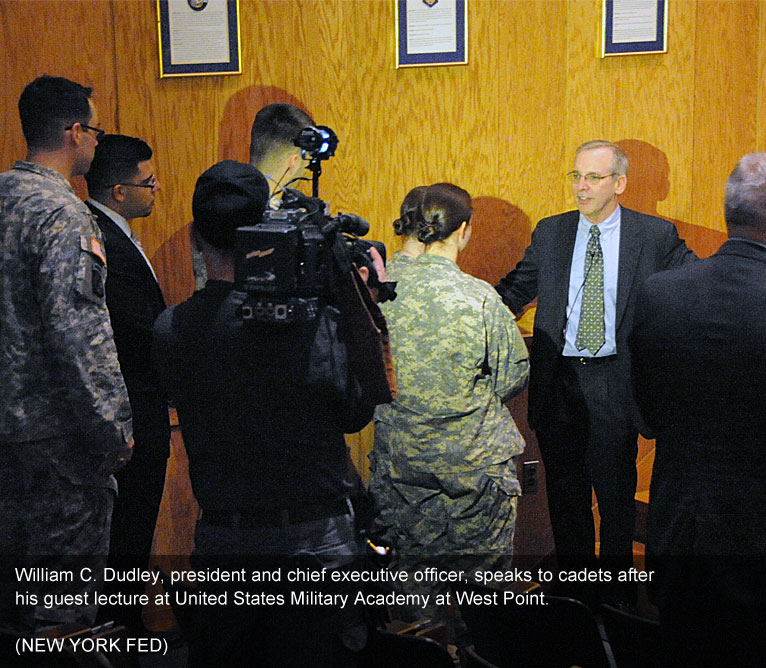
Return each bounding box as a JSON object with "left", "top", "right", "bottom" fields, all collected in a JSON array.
[
  {"left": 0, "top": 440, "right": 113, "bottom": 633},
  {"left": 370, "top": 469, "right": 517, "bottom": 644}
]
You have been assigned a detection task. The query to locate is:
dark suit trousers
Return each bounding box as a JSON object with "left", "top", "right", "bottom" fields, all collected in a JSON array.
[
  {"left": 536, "top": 356, "right": 637, "bottom": 571},
  {"left": 97, "top": 423, "right": 169, "bottom": 631}
]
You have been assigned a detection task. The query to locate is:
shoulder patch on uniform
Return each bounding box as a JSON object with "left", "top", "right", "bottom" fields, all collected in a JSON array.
[
  {"left": 80, "top": 235, "right": 106, "bottom": 264},
  {"left": 76, "top": 235, "right": 107, "bottom": 304},
  {"left": 90, "top": 236, "right": 106, "bottom": 264}
]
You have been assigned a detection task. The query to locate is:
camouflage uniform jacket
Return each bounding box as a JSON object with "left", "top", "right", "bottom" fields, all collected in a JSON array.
[
  {"left": 374, "top": 254, "right": 528, "bottom": 496},
  {"left": 386, "top": 250, "right": 414, "bottom": 283},
  {"left": 0, "top": 161, "right": 131, "bottom": 482}
]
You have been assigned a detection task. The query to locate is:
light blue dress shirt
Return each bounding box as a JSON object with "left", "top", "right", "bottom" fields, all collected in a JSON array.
[{"left": 562, "top": 206, "right": 621, "bottom": 357}]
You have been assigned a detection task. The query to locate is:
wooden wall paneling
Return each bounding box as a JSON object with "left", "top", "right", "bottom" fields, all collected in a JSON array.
[
  {"left": 352, "top": 0, "right": 430, "bottom": 253},
  {"left": 565, "top": 1, "right": 697, "bottom": 232},
  {"left": 151, "top": 424, "right": 198, "bottom": 559},
  {"left": 0, "top": 0, "right": 118, "bottom": 187},
  {"left": 691, "top": 0, "right": 759, "bottom": 235},
  {"left": 493, "top": 0, "right": 568, "bottom": 228},
  {"left": 614, "top": 1, "right": 698, "bottom": 230},
  {"left": 455, "top": 0, "right": 506, "bottom": 278},
  {"left": 296, "top": 0, "right": 364, "bottom": 219},
  {"left": 459, "top": 0, "right": 568, "bottom": 289},
  {"left": 109, "top": 7, "right": 222, "bottom": 258}
]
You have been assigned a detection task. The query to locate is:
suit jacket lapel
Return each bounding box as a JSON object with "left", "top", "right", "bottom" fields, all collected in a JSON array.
[
  {"left": 616, "top": 207, "right": 642, "bottom": 331},
  {"left": 87, "top": 201, "right": 165, "bottom": 303},
  {"left": 88, "top": 200, "right": 129, "bottom": 252},
  {"left": 552, "top": 211, "right": 580, "bottom": 339},
  {"left": 557, "top": 211, "right": 580, "bottom": 280}
]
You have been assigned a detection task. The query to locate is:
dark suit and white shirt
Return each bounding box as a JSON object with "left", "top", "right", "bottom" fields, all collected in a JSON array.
[
  {"left": 86, "top": 198, "right": 170, "bottom": 522},
  {"left": 496, "top": 143, "right": 695, "bottom": 597},
  {"left": 84, "top": 145, "right": 170, "bottom": 631},
  {"left": 89, "top": 198, "right": 159, "bottom": 280}
]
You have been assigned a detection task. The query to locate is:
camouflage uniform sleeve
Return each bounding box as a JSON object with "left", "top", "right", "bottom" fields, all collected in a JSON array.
[
  {"left": 484, "top": 288, "right": 529, "bottom": 403},
  {"left": 35, "top": 204, "right": 132, "bottom": 461}
]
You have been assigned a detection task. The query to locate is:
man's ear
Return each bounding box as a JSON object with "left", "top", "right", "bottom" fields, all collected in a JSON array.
[
  {"left": 67, "top": 122, "right": 85, "bottom": 149},
  {"left": 615, "top": 174, "right": 627, "bottom": 196},
  {"left": 111, "top": 184, "right": 126, "bottom": 203}
]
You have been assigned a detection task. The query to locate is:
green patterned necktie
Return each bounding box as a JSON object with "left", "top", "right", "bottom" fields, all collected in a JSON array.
[{"left": 575, "top": 224, "right": 605, "bottom": 354}]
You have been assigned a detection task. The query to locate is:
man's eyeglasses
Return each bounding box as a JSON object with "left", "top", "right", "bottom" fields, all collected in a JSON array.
[
  {"left": 112, "top": 176, "right": 158, "bottom": 190},
  {"left": 65, "top": 123, "right": 106, "bottom": 141},
  {"left": 567, "top": 171, "right": 617, "bottom": 185}
]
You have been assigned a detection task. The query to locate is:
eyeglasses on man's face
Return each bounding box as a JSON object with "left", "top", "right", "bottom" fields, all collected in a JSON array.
[
  {"left": 113, "top": 176, "right": 158, "bottom": 190},
  {"left": 65, "top": 123, "right": 106, "bottom": 142},
  {"left": 567, "top": 171, "right": 617, "bottom": 186}
]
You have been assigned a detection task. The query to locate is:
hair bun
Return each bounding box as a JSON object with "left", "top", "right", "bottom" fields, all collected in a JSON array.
[{"left": 418, "top": 222, "right": 439, "bottom": 245}]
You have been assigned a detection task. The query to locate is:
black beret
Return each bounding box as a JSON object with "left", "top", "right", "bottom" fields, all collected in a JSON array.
[{"left": 192, "top": 160, "right": 270, "bottom": 249}]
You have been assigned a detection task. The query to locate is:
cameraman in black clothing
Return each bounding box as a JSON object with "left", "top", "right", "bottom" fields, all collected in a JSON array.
[{"left": 152, "top": 161, "right": 375, "bottom": 667}]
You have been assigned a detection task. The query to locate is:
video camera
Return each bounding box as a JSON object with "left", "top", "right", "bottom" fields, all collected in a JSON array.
[{"left": 233, "top": 125, "right": 393, "bottom": 324}]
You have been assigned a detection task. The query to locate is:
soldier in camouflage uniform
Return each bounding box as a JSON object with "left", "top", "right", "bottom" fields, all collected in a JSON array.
[
  {"left": 385, "top": 185, "right": 427, "bottom": 282},
  {"left": 370, "top": 183, "right": 528, "bottom": 639},
  {"left": 0, "top": 76, "right": 133, "bottom": 634}
]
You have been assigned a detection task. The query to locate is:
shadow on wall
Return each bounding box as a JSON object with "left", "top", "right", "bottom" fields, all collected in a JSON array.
[
  {"left": 617, "top": 139, "right": 727, "bottom": 258},
  {"left": 151, "top": 86, "right": 312, "bottom": 306},
  {"left": 457, "top": 196, "right": 532, "bottom": 286},
  {"left": 217, "top": 85, "right": 311, "bottom": 163}
]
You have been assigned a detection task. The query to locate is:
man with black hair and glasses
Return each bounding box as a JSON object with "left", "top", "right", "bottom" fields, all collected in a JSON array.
[
  {"left": 496, "top": 140, "right": 695, "bottom": 607},
  {"left": 0, "top": 75, "right": 133, "bottom": 634},
  {"left": 85, "top": 134, "right": 169, "bottom": 634}
]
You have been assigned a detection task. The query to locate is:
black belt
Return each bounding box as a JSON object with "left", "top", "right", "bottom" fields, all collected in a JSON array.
[
  {"left": 563, "top": 354, "right": 618, "bottom": 366},
  {"left": 200, "top": 499, "right": 349, "bottom": 529}
]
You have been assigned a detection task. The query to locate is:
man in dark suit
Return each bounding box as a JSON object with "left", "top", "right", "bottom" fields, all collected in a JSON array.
[
  {"left": 629, "top": 153, "right": 766, "bottom": 667},
  {"left": 85, "top": 135, "right": 170, "bottom": 632},
  {"left": 496, "top": 141, "right": 695, "bottom": 601}
]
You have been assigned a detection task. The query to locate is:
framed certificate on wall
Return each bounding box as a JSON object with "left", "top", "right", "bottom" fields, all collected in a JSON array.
[
  {"left": 602, "top": 0, "right": 667, "bottom": 57},
  {"left": 395, "top": 0, "right": 468, "bottom": 68},
  {"left": 157, "top": 0, "right": 241, "bottom": 77}
]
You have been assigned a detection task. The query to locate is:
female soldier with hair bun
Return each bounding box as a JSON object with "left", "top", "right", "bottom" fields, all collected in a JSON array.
[
  {"left": 385, "top": 185, "right": 427, "bottom": 281},
  {"left": 370, "top": 183, "right": 529, "bottom": 642}
]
